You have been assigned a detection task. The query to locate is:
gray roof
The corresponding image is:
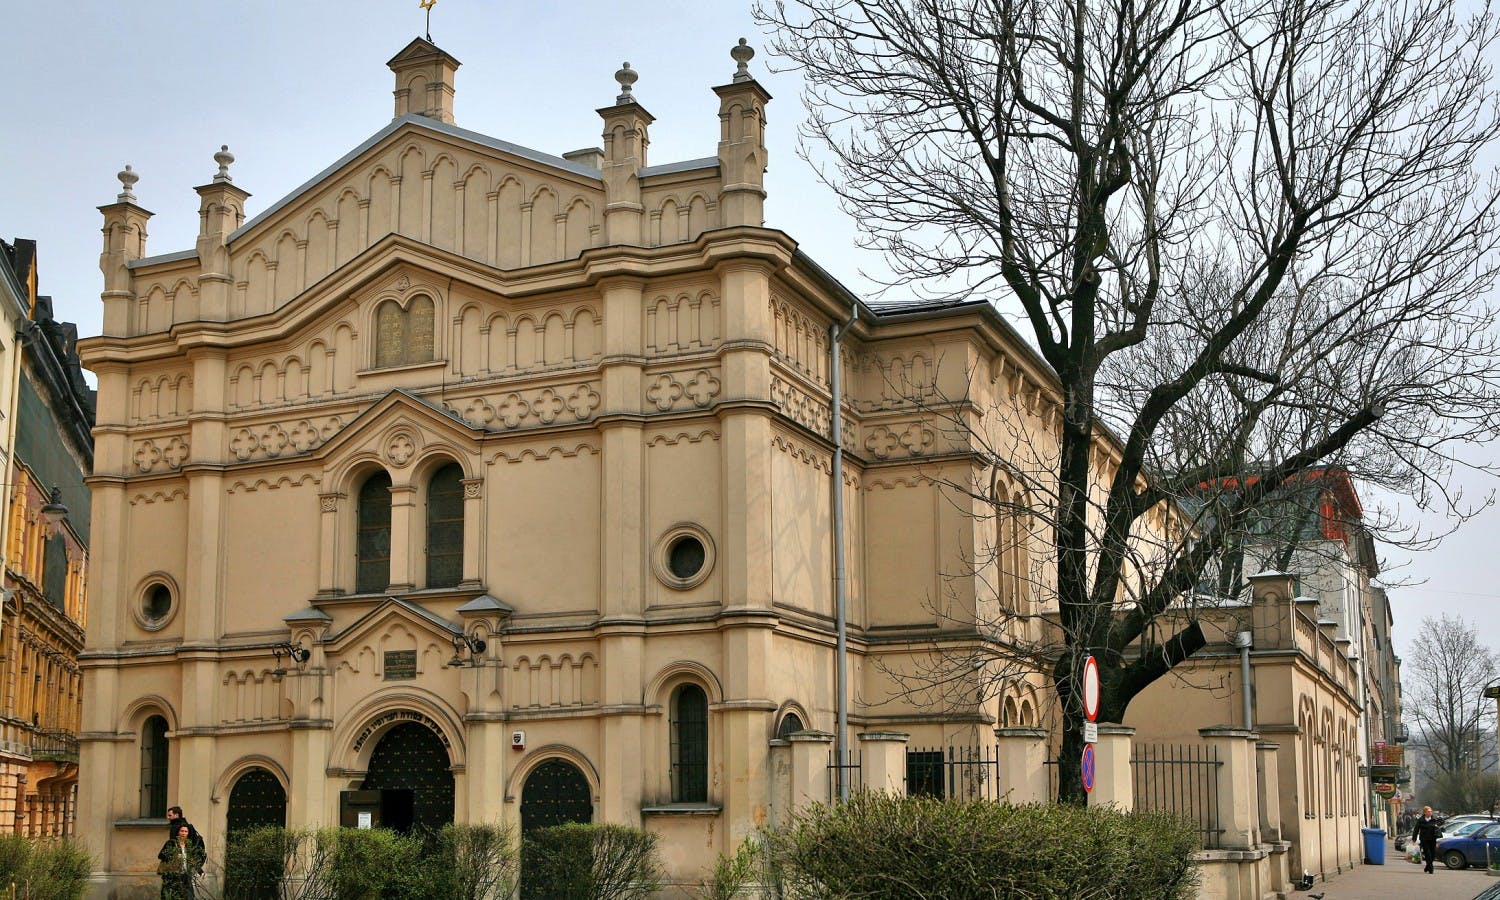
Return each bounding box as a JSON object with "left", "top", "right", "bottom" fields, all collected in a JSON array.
[
  {"left": 127, "top": 248, "right": 198, "bottom": 270},
  {"left": 640, "top": 157, "right": 718, "bottom": 178}
]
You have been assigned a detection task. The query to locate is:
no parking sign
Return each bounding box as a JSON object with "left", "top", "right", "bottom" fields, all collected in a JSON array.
[{"left": 1081, "top": 743, "right": 1095, "bottom": 793}]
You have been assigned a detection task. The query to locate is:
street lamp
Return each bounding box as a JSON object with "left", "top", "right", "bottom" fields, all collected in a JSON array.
[{"left": 38, "top": 486, "right": 68, "bottom": 528}]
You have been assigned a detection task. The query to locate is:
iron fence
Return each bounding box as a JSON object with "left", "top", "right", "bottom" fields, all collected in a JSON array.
[
  {"left": 827, "top": 749, "right": 862, "bottom": 797},
  {"left": 1131, "top": 742, "right": 1223, "bottom": 848},
  {"left": 905, "top": 745, "right": 1003, "bottom": 801}
]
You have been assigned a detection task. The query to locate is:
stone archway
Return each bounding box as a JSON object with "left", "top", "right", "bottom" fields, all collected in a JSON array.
[
  {"left": 519, "top": 758, "right": 592, "bottom": 834},
  {"left": 360, "top": 721, "right": 455, "bottom": 832}
]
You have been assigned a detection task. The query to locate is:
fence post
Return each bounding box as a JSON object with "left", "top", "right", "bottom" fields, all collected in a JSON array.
[
  {"left": 1089, "top": 724, "right": 1135, "bottom": 811},
  {"left": 1256, "top": 739, "right": 1282, "bottom": 842},
  {"left": 1200, "top": 726, "right": 1257, "bottom": 850},
  {"left": 857, "top": 731, "right": 910, "bottom": 794},
  {"left": 787, "top": 730, "right": 835, "bottom": 809},
  {"left": 995, "top": 727, "right": 1049, "bottom": 804}
]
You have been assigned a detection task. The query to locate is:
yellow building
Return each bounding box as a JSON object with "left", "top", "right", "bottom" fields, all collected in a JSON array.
[
  {"left": 0, "top": 238, "right": 93, "bottom": 837},
  {"left": 76, "top": 37, "right": 1074, "bottom": 895}
]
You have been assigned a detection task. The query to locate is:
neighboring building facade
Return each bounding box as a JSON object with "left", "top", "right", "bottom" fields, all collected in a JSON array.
[
  {"left": 0, "top": 238, "right": 94, "bottom": 835},
  {"left": 76, "top": 38, "right": 1066, "bottom": 894},
  {"left": 1128, "top": 470, "right": 1394, "bottom": 883}
]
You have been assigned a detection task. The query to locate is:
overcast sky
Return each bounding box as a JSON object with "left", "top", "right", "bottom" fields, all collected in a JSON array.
[{"left": 1, "top": 1, "right": 1494, "bottom": 666}]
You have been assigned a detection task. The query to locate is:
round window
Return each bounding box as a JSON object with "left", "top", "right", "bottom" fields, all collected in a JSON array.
[
  {"left": 143, "top": 584, "right": 173, "bottom": 623},
  {"left": 667, "top": 536, "right": 706, "bottom": 580},
  {"left": 653, "top": 525, "right": 715, "bottom": 590}
]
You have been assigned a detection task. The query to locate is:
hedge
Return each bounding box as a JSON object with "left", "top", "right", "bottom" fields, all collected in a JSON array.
[
  {"left": 521, "top": 823, "right": 662, "bottom": 900},
  {"left": 760, "top": 793, "right": 1199, "bottom": 900},
  {"left": 0, "top": 834, "right": 92, "bottom": 900}
]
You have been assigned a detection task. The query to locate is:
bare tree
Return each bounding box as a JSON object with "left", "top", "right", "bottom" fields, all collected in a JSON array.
[
  {"left": 758, "top": 0, "right": 1500, "bottom": 802},
  {"left": 1406, "top": 614, "right": 1498, "bottom": 782}
]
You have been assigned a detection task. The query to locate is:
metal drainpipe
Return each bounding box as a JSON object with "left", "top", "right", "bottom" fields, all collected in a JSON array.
[
  {"left": 831, "top": 306, "right": 856, "bottom": 803},
  {"left": 1236, "top": 631, "right": 1254, "bottom": 731}
]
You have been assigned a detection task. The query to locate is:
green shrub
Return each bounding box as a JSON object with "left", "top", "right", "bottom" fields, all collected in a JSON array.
[
  {"left": 0, "top": 834, "right": 92, "bottom": 900},
  {"left": 522, "top": 823, "right": 663, "bottom": 900},
  {"left": 761, "top": 793, "right": 1199, "bottom": 900},
  {"left": 700, "top": 837, "right": 760, "bottom": 900},
  {"left": 223, "top": 826, "right": 296, "bottom": 900}
]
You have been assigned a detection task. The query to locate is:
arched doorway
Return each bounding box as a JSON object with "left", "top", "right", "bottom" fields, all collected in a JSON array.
[
  {"left": 520, "top": 758, "right": 592, "bottom": 834},
  {"left": 360, "top": 721, "right": 455, "bottom": 832},
  {"left": 226, "top": 767, "right": 287, "bottom": 834}
]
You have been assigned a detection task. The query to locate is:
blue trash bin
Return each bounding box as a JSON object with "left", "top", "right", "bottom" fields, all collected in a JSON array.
[{"left": 1362, "top": 827, "right": 1387, "bottom": 865}]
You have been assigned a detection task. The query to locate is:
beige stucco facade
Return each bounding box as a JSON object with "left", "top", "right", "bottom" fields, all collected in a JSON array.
[{"left": 76, "top": 38, "right": 1071, "bottom": 895}]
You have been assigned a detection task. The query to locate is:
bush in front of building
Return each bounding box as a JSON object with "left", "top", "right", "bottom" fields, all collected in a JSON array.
[
  {"left": 0, "top": 834, "right": 92, "bottom": 900},
  {"left": 521, "top": 823, "right": 663, "bottom": 899},
  {"left": 220, "top": 824, "right": 519, "bottom": 900},
  {"left": 760, "top": 793, "right": 1199, "bottom": 900}
]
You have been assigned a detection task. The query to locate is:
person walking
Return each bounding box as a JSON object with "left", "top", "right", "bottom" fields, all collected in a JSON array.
[
  {"left": 165, "top": 806, "right": 206, "bottom": 856},
  {"left": 157, "top": 823, "right": 204, "bottom": 899},
  {"left": 1412, "top": 805, "right": 1442, "bottom": 874}
]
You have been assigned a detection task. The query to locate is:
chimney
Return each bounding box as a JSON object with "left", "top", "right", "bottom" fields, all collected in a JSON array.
[{"left": 387, "top": 37, "right": 461, "bottom": 124}]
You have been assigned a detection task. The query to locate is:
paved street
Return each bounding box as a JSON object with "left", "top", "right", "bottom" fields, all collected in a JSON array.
[{"left": 1305, "top": 842, "right": 1497, "bottom": 899}]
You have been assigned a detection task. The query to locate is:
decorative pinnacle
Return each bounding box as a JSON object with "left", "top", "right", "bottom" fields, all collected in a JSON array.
[
  {"left": 116, "top": 165, "right": 139, "bottom": 203},
  {"left": 731, "top": 38, "right": 755, "bottom": 82},
  {"left": 213, "top": 145, "right": 235, "bottom": 183},
  {"left": 614, "top": 62, "right": 638, "bottom": 104}
]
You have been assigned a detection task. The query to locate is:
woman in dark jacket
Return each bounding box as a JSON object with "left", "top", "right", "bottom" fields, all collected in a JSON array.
[
  {"left": 157, "top": 823, "right": 204, "bottom": 899},
  {"left": 1412, "top": 806, "right": 1442, "bottom": 874}
]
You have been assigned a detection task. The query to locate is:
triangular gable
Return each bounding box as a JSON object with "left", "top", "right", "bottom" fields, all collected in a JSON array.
[
  {"left": 227, "top": 114, "right": 602, "bottom": 248},
  {"left": 323, "top": 595, "right": 461, "bottom": 654},
  {"left": 310, "top": 388, "right": 487, "bottom": 467},
  {"left": 387, "top": 37, "right": 460, "bottom": 68}
]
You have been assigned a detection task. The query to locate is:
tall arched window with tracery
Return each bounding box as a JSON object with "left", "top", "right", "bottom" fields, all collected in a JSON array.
[
  {"left": 139, "top": 715, "right": 168, "bottom": 817},
  {"left": 670, "top": 684, "right": 708, "bottom": 803},
  {"left": 356, "top": 471, "right": 393, "bottom": 593},
  {"left": 426, "top": 463, "right": 464, "bottom": 588}
]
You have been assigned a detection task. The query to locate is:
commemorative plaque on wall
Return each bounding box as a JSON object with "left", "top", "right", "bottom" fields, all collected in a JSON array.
[{"left": 384, "top": 649, "right": 417, "bottom": 680}]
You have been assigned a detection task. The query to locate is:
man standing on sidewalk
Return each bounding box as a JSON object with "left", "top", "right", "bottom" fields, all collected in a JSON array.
[{"left": 1412, "top": 805, "right": 1442, "bottom": 874}]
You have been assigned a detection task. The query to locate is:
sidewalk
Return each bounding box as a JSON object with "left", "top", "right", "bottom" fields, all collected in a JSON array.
[{"left": 1300, "top": 842, "right": 1497, "bottom": 899}]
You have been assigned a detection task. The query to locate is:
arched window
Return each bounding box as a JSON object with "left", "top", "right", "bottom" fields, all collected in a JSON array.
[
  {"left": 777, "top": 712, "right": 804, "bottom": 739},
  {"left": 356, "top": 472, "right": 393, "bottom": 594},
  {"left": 139, "top": 715, "right": 169, "bottom": 817},
  {"left": 426, "top": 463, "right": 464, "bottom": 588},
  {"left": 670, "top": 684, "right": 708, "bottom": 803}
]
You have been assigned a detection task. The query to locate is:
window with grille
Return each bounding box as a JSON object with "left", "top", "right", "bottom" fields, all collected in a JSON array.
[
  {"left": 140, "top": 715, "right": 168, "bottom": 817},
  {"left": 356, "top": 472, "right": 393, "bottom": 593},
  {"left": 426, "top": 463, "right": 464, "bottom": 588},
  {"left": 906, "top": 750, "right": 945, "bottom": 798},
  {"left": 670, "top": 684, "right": 708, "bottom": 803}
]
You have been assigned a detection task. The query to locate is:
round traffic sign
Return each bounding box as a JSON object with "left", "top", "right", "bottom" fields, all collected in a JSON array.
[
  {"left": 1081, "top": 743, "right": 1095, "bottom": 793},
  {"left": 1082, "top": 655, "right": 1100, "bottom": 722}
]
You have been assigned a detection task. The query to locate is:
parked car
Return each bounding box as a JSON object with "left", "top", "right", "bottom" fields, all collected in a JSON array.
[
  {"left": 1438, "top": 821, "right": 1500, "bottom": 869},
  {"left": 1442, "top": 814, "right": 1499, "bottom": 836}
]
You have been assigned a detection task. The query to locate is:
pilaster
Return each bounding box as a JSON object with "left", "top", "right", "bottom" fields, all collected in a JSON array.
[
  {"left": 858, "top": 731, "right": 910, "bottom": 794},
  {"left": 786, "top": 730, "right": 833, "bottom": 810},
  {"left": 1088, "top": 723, "right": 1134, "bottom": 810},
  {"left": 387, "top": 483, "right": 417, "bottom": 592},
  {"left": 597, "top": 65, "right": 653, "bottom": 247},
  {"left": 995, "top": 727, "right": 1049, "bottom": 804},
  {"left": 713, "top": 40, "right": 771, "bottom": 227},
  {"left": 1200, "top": 726, "right": 1259, "bottom": 850},
  {"left": 1256, "top": 740, "right": 1283, "bottom": 842},
  {"left": 194, "top": 146, "right": 250, "bottom": 322},
  {"left": 98, "top": 167, "right": 151, "bottom": 338}
]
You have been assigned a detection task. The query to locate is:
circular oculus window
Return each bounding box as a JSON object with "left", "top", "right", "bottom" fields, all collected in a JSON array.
[
  {"left": 653, "top": 525, "right": 715, "bottom": 590},
  {"left": 136, "top": 581, "right": 177, "bottom": 630}
]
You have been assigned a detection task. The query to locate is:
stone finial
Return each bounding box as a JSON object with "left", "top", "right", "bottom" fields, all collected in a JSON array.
[
  {"left": 213, "top": 145, "right": 235, "bottom": 183},
  {"left": 731, "top": 38, "right": 755, "bottom": 82},
  {"left": 614, "top": 62, "right": 638, "bottom": 104},
  {"left": 116, "top": 165, "right": 139, "bottom": 203}
]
